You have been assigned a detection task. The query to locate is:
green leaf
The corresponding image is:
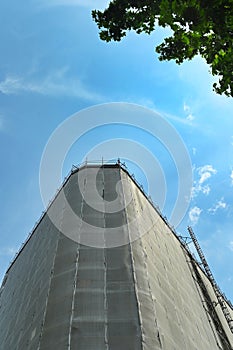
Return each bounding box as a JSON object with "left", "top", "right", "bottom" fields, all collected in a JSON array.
[{"left": 92, "top": 0, "right": 233, "bottom": 97}]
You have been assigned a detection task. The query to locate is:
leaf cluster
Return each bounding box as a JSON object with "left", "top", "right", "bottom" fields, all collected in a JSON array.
[{"left": 92, "top": 0, "right": 233, "bottom": 97}]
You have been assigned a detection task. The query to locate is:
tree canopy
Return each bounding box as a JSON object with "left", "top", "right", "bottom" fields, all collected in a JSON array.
[{"left": 92, "top": 1, "right": 233, "bottom": 97}]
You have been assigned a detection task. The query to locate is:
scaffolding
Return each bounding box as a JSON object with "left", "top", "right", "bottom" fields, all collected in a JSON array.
[{"left": 188, "top": 226, "right": 233, "bottom": 334}]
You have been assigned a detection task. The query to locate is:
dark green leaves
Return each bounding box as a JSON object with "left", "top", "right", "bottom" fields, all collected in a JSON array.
[{"left": 92, "top": 0, "right": 233, "bottom": 97}]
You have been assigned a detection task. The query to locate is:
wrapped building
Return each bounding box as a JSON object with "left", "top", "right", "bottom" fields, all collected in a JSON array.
[{"left": 0, "top": 163, "right": 232, "bottom": 349}]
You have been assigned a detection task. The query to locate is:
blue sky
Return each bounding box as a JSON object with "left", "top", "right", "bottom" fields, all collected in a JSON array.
[{"left": 0, "top": 1, "right": 233, "bottom": 301}]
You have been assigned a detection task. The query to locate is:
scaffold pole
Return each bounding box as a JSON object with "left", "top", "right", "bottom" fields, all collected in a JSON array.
[{"left": 188, "top": 226, "right": 233, "bottom": 334}]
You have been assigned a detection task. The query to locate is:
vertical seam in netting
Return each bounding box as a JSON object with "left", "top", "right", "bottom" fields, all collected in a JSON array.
[{"left": 121, "top": 169, "right": 144, "bottom": 349}]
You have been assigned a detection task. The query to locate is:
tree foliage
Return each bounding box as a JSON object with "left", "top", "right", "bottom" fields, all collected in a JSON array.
[{"left": 92, "top": 0, "right": 233, "bottom": 97}]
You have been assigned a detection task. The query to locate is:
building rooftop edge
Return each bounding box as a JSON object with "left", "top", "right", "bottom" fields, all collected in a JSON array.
[{"left": 1, "top": 160, "right": 233, "bottom": 309}]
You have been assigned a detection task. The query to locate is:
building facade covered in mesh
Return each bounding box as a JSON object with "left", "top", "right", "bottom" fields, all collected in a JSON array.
[{"left": 0, "top": 163, "right": 233, "bottom": 350}]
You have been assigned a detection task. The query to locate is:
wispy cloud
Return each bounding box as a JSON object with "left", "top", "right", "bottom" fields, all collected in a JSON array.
[
  {"left": 229, "top": 241, "right": 233, "bottom": 252},
  {"left": 198, "top": 165, "right": 216, "bottom": 183},
  {"left": 126, "top": 98, "right": 195, "bottom": 126},
  {"left": 230, "top": 170, "right": 233, "bottom": 186},
  {"left": 0, "top": 77, "right": 22, "bottom": 95},
  {"left": 208, "top": 197, "right": 227, "bottom": 214},
  {"left": 186, "top": 114, "right": 194, "bottom": 122},
  {"left": 165, "top": 112, "right": 196, "bottom": 126},
  {"left": 189, "top": 206, "right": 202, "bottom": 225},
  {"left": 192, "top": 147, "right": 197, "bottom": 156},
  {"left": 183, "top": 102, "right": 195, "bottom": 122},
  {"left": 183, "top": 102, "right": 190, "bottom": 113},
  {"left": 0, "top": 70, "right": 104, "bottom": 102},
  {"left": 191, "top": 164, "right": 217, "bottom": 198},
  {"left": 0, "top": 247, "right": 18, "bottom": 257}
]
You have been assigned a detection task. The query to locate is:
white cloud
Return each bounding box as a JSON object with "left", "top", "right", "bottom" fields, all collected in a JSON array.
[
  {"left": 229, "top": 241, "right": 233, "bottom": 252},
  {"left": 198, "top": 165, "right": 217, "bottom": 184},
  {"left": 230, "top": 170, "right": 233, "bottom": 185},
  {"left": 164, "top": 112, "right": 195, "bottom": 126},
  {"left": 191, "top": 164, "right": 217, "bottom": 198},
  {"left": 199, "top": 171, "right": 211, "bottom": 184},
  {"left": 0, "top": 77, "right": 22, "bottom": 95},
  {"left": 189, "top": 206, "right": 202, "bottom": 225},
  {"left": 0, "top": 247, "right": 18, "bottom": 256},
  {"left": 186, "top": 114, "right": 194, "bottom": 121},
  {"left": 201, "top": 184, "right": 210, "bottom": 195},
  {"left": 183, "top": 102, "right": 195, "bottom": 123},
  {"left": 183, "top": 102, "right": 190, "bottom": 112},
  {"left": 127, "top": 100, "right": 195, "bottom": 126},
  {"left": 0, "top": 71, "right": 104, "bottom": 102},
  {"left": 192, "top": 147, "right": 197, "bottom": 155},
  {"left": 208, "top": 197, "right": 227, "bottom": 214}
]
